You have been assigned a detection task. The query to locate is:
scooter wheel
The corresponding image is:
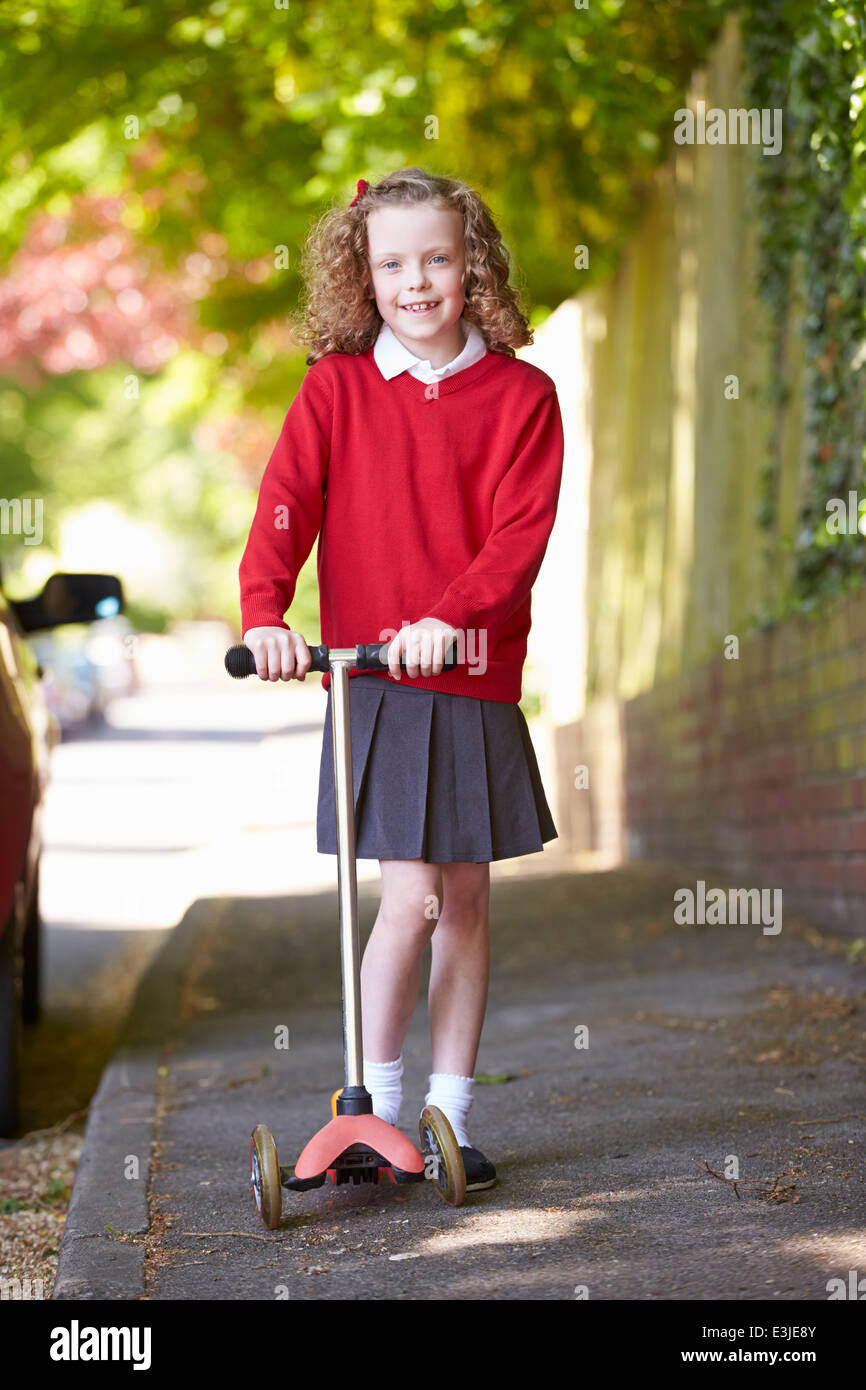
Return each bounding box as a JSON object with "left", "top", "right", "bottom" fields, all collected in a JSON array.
[
  {"left": 419, "top": 1105, "right": 466, "bottom": 1208},
  {"left": 250, "top": 1124, "right": 282, "bottom": 1229}
]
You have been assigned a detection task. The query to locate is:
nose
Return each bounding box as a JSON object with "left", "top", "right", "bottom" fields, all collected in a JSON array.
[{"left": 406, "top": 264, "right": 431, "bottom": 292}]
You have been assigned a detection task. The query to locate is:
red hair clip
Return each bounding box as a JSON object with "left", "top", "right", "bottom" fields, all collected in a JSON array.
[{"left": 349, "top": 178, "right": 369, "bottom": 207}]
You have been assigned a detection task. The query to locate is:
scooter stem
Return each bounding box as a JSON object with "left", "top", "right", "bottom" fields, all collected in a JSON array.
[{"left": 329, "top": 655, "right": 364, "bottom": 1089}]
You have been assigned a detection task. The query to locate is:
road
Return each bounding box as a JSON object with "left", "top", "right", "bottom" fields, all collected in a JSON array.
[{"left": 21, "top": 629, "right": 354, "bottom": 1134}]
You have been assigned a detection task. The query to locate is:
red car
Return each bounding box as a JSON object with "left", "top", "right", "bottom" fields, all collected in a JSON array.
[{"left": 0, "top": 570, "right": 124, "bottom": 1137}]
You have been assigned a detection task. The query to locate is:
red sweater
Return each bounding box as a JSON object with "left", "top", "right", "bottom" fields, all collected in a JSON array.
[{"left": 239, "top": 345, "right": 564, "bottom": 702}]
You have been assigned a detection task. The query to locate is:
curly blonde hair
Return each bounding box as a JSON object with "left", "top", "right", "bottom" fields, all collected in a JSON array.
[{"left": 292, "top": 167, "right": 534, "bottom": 364}]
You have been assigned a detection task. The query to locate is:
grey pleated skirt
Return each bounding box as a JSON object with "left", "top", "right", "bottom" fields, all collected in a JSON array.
[{"left": 316, "top": 675, "right": 557, "bottom": 864}]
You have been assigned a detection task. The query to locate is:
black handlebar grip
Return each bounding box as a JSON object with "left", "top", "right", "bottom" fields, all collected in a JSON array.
[
  {"left": 225, "top": 645, "right": 256, "bottom": 678},
  {"left": 225, "top": 638, "right": 459, "bottom": 679},
  {"left": 355, "top": 642, "right": 458, "bottom": 670},
  {"left": 225, "top": 643, "right": 330, "bottom": 678}
]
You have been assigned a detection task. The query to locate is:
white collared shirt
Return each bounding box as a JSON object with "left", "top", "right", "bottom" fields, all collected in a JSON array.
[{"left": 373, "top": 317, "right": 488, "bottom": 384}]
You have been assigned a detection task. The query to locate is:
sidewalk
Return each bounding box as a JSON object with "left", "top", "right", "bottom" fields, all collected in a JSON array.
[{"left": 53, "top": 858, "right": 866, "bottom": 1301}]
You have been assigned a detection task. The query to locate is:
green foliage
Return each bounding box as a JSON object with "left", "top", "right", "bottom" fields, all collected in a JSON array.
[
  {"left": 0, "top": 1, "right": 729, "bottom": 308},
  {"left": 0, "top": 0, "right": 730, "bottom": 626},
  {"left": 743, "top": 0, "right": 866, "bottom": 618}
]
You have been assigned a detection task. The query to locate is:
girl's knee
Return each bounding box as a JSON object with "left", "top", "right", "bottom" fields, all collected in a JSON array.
[
  {"left": 440, "top": 861, "right": 491, "bottom": 923},
  {"left": 378, "top": 859, "right": 443, "bottom": 938}
]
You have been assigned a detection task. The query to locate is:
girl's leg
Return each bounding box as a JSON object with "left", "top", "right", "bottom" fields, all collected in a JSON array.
[
  {"left": 360, "top": 858, "right": 443, "bottom": 1061},
  {"left": 428, "top": 861, "right": 491, "bottom": 1076}
]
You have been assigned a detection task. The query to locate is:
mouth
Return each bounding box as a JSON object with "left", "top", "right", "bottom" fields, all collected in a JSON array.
[{"left": 400, "top": 301, "right": 440, "bottom": 316}]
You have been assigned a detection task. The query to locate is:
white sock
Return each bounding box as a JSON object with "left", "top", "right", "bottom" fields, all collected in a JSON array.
[
  {"left": 423, "top": 1072, "right": 474, "bottom": 1148},
  {"left": 363, "top": 1055, "right": 403, "bottom": 1126}
]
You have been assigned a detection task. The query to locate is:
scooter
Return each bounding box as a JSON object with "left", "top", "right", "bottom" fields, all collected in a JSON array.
[{"left": 225, "top": 639, "right": 467, "bottom": 1228}]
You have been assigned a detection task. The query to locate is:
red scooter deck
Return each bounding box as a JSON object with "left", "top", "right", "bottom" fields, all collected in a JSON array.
[{"left": 294, "top": 1112, "right": 425, "bottom": 1179}]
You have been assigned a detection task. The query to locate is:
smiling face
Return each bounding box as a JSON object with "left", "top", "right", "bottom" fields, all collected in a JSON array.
[{"left": 365, "top": 203, "right": 468, "bottom": 367}]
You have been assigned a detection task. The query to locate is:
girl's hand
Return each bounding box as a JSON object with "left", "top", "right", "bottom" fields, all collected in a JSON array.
[
  {"left": 386, "top": 618, "right": 458, "bottom": 680},
  {"left": 243, "top": 626, "right": 312, "bottom": 682}
]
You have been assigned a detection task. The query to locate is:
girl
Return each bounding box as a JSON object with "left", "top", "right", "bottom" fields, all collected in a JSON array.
[{"left": 239, "top": 167, "right": 564, "bottom": 1190}]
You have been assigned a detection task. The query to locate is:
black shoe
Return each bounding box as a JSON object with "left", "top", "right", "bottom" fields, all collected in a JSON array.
[{"left": 460, "top": 1145, "right": 497, "bottom": 1191}]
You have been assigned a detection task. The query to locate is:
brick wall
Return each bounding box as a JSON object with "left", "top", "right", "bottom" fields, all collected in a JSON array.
[{"left": 565, "top": 590, "right": 866, "bottom": 937}]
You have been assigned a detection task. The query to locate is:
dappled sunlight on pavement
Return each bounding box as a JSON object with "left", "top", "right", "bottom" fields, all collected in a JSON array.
[{"left": 410, "top": 1202, "right": 600, "bottom": 1254}]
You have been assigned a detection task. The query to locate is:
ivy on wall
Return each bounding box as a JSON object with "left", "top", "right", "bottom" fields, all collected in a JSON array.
[{"left": 743, "top": 0, "right": 866, "bottom": 617}]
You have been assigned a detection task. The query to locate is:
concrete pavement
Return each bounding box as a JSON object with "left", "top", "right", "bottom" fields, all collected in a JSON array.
[{"left": 53, "top": 857, "right": 866, "bottom": 1301}]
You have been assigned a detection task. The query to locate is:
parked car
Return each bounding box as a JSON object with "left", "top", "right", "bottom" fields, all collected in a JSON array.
[
  {"left": 27, "top": 630, "right": 105, "bottom": 730},
  {"left": 29, "top": 615, "right": 138, "bottom": 733},
  {"left": 0, "top": 569, "right": 124, "bottom": 1136}
]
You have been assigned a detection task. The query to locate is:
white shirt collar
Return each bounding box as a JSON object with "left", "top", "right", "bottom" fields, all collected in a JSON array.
[{"left": 373, "top": 318, "right": 487, "bottom": 383}]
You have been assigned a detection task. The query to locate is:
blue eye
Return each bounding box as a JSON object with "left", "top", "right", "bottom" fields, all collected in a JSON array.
[{"left": 381, "top": 255, "right": 447, "bottom": 270}]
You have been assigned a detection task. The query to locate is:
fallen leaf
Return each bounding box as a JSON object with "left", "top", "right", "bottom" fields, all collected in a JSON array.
[{"left": 766, "top": 1184, "right": 799, "bottom": 1204}]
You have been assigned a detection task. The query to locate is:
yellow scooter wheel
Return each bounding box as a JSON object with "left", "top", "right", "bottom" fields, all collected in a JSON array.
[
  {"left": 250, "top": 1124, "right": 282, "bottom": 1230},
  {"left": 419, "top": 1105, "right": 466, "bottom": 1207}
]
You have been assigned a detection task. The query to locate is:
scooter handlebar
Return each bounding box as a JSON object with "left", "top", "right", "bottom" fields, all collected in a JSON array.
[{"left": 224, "top": 641, "right": 458, "bottom": 680}]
